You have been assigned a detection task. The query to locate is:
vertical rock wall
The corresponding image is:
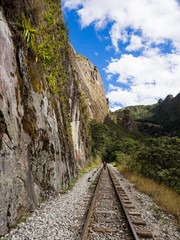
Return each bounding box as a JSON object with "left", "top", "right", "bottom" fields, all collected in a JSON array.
[
  {"left": 0, "top": 0, "right": 108, "bottom": 235},
  {"left": 75, "top": 52, "right": 109, "bottom": 121},
  {"left": 0, "top": 3, "right": 87, "bottom": 235}
]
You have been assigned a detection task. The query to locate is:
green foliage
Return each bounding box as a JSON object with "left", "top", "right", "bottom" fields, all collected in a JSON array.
[
  {"left": 18, "top": 14, "right": 38, "bottom": 48},
  {"left": 90, "top": 119, "right": 141, "bottom": 161},
  {"left": 137, "top": 137, "right": 180, "bottom": 191},
  {"left": 150, "top": 205, "right": 163, "bottom": 220},
  {"left": 18, "top": 213, "right": 28, "bottom": 223},
  {"left": 15, "top": 0, "right": 73, "bottom": 143},
  {"left": 36, "top": 43, "right": 54, "bottom": 64},
  {"left": 90, "top": 120, "right": 113, "bottom": 158},
  {"left": 111, "top": 138, "right": 141, "bottom": 155},
  {"left": 37, "top": 9, "right": 69, "bottom": 93},
  {"left": 115, "top": 96, "right": 180, "bottom": 136},
  {"left": 16, "top": 0, "right": 69, "bottom": 97},
  {"left": 32, "top": 0, "right": 72, "bottom": 140},
  {"left": 115, "top": 104, "right": 156, "bottom": 121},
  {"left": 68, "top": 177, "right": 77, "bottom": 190},
  {"left": 90, "top": 119, "right": 180, "bottom": 192}
]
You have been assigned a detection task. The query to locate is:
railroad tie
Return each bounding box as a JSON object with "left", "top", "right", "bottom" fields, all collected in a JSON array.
[
  {"left": 128, "top": 211, "right": 141, "bottom": 216},
  {"left": 92, "top": 227, "right": 119, "bottom": 233},
  {"left": 132, "top": 219, "right": 147, "bottom": 225},
  {"left": 80, "top": 166, "right": 152, "bottom": 240},
  {"left": 136, "top": 229, "right": 153, "bottom": 238}
]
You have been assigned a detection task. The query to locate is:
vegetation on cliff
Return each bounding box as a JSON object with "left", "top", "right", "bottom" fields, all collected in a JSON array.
[
  {"left": 0, "top": 0, "right": 107, "bottom": 234},
  {"left": 1, "top": 0, "right": 73, "bottom": 137}
]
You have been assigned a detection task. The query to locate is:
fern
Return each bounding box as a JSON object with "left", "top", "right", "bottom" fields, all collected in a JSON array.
[{"left": 18, "top": 14, "right": 38, "bottom": 47}]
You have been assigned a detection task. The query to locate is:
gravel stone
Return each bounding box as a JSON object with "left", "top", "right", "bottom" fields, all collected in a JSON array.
[
  {"left": 3, "top": 169, "right": 98, "bottom": 240},
  {"left": 2, "top": 166, "right": 180, "bottom": 240},
  {"left": 110, "top": 165, "right": 180, "bottom": 240}
]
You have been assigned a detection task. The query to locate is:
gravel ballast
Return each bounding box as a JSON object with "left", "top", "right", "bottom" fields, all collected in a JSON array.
[
  {"left": 111, "top": 166, "right": 180, "bottom": 240},
  {"left": 3, "top": 166, "right": 180, "bottom": 240},
  {"left": 4, "top": 169, "right": 98, "bottom": 240}
]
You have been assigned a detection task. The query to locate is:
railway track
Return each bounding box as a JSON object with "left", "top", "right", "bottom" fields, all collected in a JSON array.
[{"left": 80, "top": 165, "right": 153, "bottom": 240}]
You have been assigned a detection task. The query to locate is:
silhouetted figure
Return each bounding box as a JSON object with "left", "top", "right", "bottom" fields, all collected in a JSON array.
[{"left": 103, "top": 160, "right": 107, "bottom": 170}]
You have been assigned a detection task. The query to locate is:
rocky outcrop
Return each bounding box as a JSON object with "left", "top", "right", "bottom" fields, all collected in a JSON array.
[
  {"left": 68, "top": 46, "right": 109, "bottom": 164},
  {"left": 121, "top": 114, "right": 139, "bottom": 133},
  {"left": 0, "top": 7, "right": 73, "bottom": 235},
  {"left": 0, "top": 0, "right": 108, "bottom": 235},
  {"left": 114, "top": 93, "right": 180, "bottom": 136},
  {"left": 159, "top": 93, "right": 180, "bottom": 122},
  {"left": 75, "top": 52, "right": 109, "bottom": 121},
  {"left": 115, "top": 110, "right": 139, "bottom": 133}
]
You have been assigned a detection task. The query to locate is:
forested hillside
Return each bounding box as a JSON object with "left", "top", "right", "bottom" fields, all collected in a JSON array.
[
  {"left": 90, "top": 105, "right": 180, "bottom": 193},
  {"left": 114, "top": 93, "right": 180, "bottom": 136}
]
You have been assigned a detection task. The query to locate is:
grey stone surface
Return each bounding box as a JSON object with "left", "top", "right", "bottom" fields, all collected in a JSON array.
[
  {"left": 3, "top": 167, "right": 180, "bottom": 240},
  {"left": 0, "top": 0, "right": 107, "bottom": 235},
  {"left": 110, "top": 166, "right": 180, "bottom": 240},
  {"left": 0, "top": 6, "right": 102, "bottom": 234},
  {"left": 4, "top": 169, "right": 98, "bottom": 240}
]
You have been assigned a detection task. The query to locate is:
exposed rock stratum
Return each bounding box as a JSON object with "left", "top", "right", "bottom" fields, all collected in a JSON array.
[{"left": 0, "top": 1, "right": 108, "bottom": 235}]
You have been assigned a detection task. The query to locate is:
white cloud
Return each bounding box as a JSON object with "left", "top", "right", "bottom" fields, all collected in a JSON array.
[
  {"left": 63, "top": 0, "right": 84, "bottom": 10},
  {"left": 64, "top": 0, "right": 180, "bottom": 51},
  {"left": 105, "top": 45, "right": 113, "bottom": 52},
  {"left": 64, "top": 0, "right": 180, "bottom": 108},
  {"left": 106, "top": 74, "right": 113, "bottom": 81},
  {"left": 109, "top": 104, "right": 124, "bottom": 112},
  {"left": 109, "top": 84, "right": 119, "bottom": 91},
  {"left": 107, "top": 87, "right": 142, "bottom": 107},
  {"left": 126, "top": 35, "right": 142, "bottom": 51},
  {"left": 106, "top": 51, "right": 180, "bottom": 107}
]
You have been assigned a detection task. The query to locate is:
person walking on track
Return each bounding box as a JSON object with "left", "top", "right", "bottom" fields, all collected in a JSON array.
[{"left": 103, "top": 160, "right": 107, "bottom": 170}]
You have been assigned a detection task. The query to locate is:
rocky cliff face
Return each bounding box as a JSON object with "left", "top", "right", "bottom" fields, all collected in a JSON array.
[
  {"left": 159, "top": 93, "right": 180, "bottom": 122},
  {"left": 0, "top": 0, "right": 108, "bottom": 235},
  {"left": 75, "top": 53, "right": 109, "bottom": 121},
  {"left": 120, "top": 111, "right": 139, "bottom": 133}
]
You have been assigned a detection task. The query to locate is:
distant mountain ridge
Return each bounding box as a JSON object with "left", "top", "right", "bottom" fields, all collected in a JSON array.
[{"left": 114, "top": 93, "right": 180, "bottom": 136}]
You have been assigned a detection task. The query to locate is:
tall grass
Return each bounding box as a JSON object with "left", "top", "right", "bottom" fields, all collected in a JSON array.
[{"left": 118, "top": 165, "right": 180, "bottom": 222}]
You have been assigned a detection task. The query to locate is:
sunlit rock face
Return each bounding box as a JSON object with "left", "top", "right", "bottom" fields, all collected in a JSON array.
[
  {"left": 0, "top": 0, "right": 109, "bottom": 234},
  {"left": 69, "top": 47, "right": 109, "bottom": 164},
  {"left": 0, "top": 9, "right": 26, "bottom": 235},
  {"left": 0, "top": 8, "right": 75, "bottom": 235},
  {"left": 75, "top": 52, "right": 109, "bottom": 122}
]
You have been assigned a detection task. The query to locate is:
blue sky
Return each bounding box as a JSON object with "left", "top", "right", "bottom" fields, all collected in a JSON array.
[
  {"left": 63, "top": 9, "right": 113, "bottom": 94},
  {"left": 63, "top": 0, "right": 180, "bottom": 111}
]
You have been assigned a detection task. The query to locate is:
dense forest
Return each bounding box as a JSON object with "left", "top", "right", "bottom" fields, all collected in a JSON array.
[{"left": 90, "top": 114, "right": 180, "bottom": 193}]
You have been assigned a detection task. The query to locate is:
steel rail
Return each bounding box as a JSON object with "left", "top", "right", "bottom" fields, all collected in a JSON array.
[
  {"left": 108, "top": 165, "right": 139, "bottom": 240},
  {"left": 80, "top": 167, "right": 103, "bottom": 240},
  {"left": 81, "top": 165, "right": 140, "bottom": 240}
]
